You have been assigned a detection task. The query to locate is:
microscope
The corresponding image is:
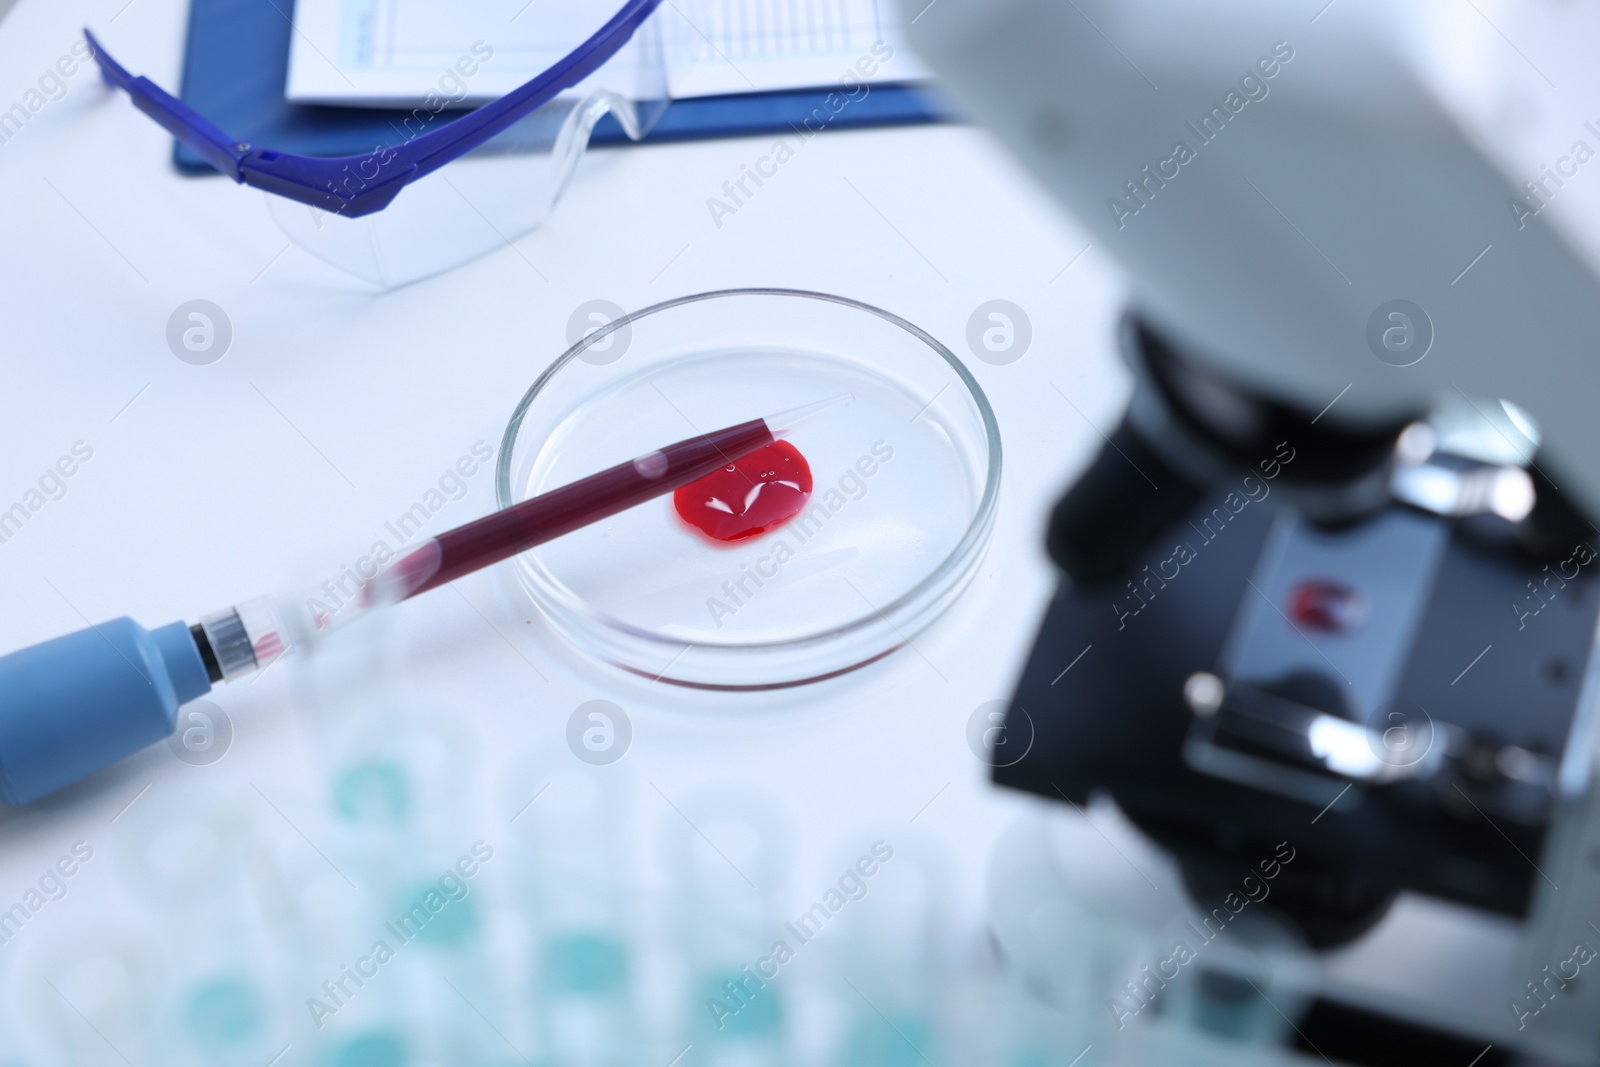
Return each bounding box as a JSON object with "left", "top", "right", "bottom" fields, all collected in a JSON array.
[{"left": 908, "top": 0, "right": 1600, "bottom": 1062}]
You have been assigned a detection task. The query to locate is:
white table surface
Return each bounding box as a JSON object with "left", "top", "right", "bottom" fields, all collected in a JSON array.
[{"left": 0, "top": 1, "right": 1132, "bottom": 1062}]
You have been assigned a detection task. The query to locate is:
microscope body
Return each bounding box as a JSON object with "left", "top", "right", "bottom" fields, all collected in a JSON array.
[
  {"left": 1006, "top": 317, "right": 1600, "bottom": 1062},
  {"left": 904, "top": 0, "right": 1600, "bottom": 1059}
]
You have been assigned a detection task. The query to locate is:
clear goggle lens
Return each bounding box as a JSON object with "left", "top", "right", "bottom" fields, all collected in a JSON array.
[{"left": 266, "top": 14, "right": 669, "bottom": 288}]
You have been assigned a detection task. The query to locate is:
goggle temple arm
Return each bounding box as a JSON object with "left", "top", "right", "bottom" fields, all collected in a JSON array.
[{"left": 85, "top": 28, "right": 250, "bottom": 181}]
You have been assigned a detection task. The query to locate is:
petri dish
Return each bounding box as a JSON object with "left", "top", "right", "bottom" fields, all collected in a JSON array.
[{"left": 496, "top": 289, "right": 1001, "bottom": 689}]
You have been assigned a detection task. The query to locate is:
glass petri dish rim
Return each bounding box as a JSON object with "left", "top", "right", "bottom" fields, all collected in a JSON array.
[{"left": 494, "top": 287, "right": 1003, "bottom": 655}]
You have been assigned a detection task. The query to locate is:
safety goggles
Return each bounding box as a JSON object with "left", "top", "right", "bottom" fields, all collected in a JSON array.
[{"left": 86, "top": 0, "right": 668, "bottom": 287}]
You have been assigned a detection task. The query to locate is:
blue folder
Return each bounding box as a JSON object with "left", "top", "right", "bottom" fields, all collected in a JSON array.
[{"left": 174, "top": 0, "right": 949, "bottom": 176}]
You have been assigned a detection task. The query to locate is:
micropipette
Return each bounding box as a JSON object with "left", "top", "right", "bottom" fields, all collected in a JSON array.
[{"left": 0, "top": 397, "right": 848, "bottom": 806}]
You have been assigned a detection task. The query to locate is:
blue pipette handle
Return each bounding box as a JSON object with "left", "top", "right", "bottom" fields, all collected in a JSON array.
[{"left": 0, "top": 618, "right": 212, "bottom": 806}]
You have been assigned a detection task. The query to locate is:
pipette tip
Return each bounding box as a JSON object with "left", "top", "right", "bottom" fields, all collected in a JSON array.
[{"left": 764, "top": 393, "right": 854, "bottom": 437}]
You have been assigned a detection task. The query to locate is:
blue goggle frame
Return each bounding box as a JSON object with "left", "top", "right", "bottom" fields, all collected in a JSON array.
[{"left": 85, "top": 0, "right": 664, "bottom": 218}]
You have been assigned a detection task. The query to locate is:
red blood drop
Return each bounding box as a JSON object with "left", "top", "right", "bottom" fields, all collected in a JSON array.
[
  {"left": 674, "top": 440, "right": 813, "bottom": 542},
  {"left": 1288, "top": 579, "right": 1368, "bottom": 633}
]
